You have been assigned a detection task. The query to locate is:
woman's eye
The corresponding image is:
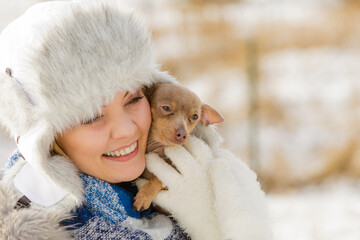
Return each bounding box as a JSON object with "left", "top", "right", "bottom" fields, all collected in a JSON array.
[
  {"left": 162, "top": 106, "right": 171, "bottom": 112},
  {"left": 83, "top": 115, "right": 103, "bottom": 125},
  {"left": 191, "top": 114, "right": 198, "bottom": 120},
  {"left": 127, "top": 96, "right": 144, "bottom": 105}
]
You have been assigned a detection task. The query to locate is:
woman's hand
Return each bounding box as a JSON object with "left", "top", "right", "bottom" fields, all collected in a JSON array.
[
  {"left": 142, "top": 138, "right": 221, "bottom": 240},
  {"left": 209, "top": 148, "right": 274, "bottom": 240}
]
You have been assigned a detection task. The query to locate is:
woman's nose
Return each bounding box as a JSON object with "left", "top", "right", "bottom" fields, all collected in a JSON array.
[{"left": 110, "top": 114, "right": 137, "bottom": 139}]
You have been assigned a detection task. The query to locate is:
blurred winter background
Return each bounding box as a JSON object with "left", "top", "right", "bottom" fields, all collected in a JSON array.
[{"left": 1, "top": 0, "right": 360, "bottom": 239}]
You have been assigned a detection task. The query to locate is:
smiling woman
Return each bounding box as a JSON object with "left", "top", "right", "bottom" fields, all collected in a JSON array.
[
  {"left": 57, "top": 90, "right": 152, "bottom": 183},
  {"left": 0, "top": 0, "right": 273, "bottom": 239},
  {"left": 0, "top": 0, "right": 190, "bottom": 238}
]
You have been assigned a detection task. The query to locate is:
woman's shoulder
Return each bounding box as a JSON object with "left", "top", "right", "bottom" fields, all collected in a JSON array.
[
  {"left": 0, "top": 151, "right": 82, "bottom": 239},
  {"left": 0, "top": 177, "right": 73, "bottom": 239}
]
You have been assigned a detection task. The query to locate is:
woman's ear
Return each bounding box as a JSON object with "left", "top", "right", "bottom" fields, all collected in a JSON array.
[{"left": 200, "top": 104, "right": 224, "bottom": 126}]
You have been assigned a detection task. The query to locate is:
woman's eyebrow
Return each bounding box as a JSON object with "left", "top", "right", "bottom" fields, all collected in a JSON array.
[{"left": 124, "top": 91, "right": 130, "bottom": 99}]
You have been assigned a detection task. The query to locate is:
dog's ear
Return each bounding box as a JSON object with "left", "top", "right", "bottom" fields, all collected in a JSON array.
[
  {"left": 200, "top": 104, "right": 224, "bottom": 126},
  {"left": 142, "top": 84, "right": 157, "bottom": 100}
]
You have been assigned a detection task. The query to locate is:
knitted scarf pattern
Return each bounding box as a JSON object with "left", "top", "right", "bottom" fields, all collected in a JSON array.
[{"left": 6, "top": 151, "right": 189, "bottom": 240}]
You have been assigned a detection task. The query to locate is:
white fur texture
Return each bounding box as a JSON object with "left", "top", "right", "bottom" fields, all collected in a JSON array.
[
  {"left": 192, "top": 124, "right": 223, "bottom": 149},
  {"left": 2, "top": 158, "right": 83, "bottom": 215},
  {"left": 0, "top": 72, "right": 33, "bottom": 138},
  {"left": 210, "top": 149, "right": 274, "bottom": 240},
  {"left": 0, "top": 155, "right": 83, "bottom": 238},
  {"left": 0, "top": 174, "right": 74, "bottom": 240}
]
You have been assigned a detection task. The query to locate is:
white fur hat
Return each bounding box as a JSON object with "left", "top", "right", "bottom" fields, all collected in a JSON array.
[
  {"left": 0, "top": 0, "right": 176, "bottom": 169},
  {"left": 0, "top": 0, "right": 176, "bottom": 205}
]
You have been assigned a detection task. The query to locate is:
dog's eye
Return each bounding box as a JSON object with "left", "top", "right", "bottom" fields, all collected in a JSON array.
[
  {"left": 191, "top": 114, "right": 198, "bottom": 120},
  {"left": 162, "top": 105, "right": 171, "bottom": 112}
]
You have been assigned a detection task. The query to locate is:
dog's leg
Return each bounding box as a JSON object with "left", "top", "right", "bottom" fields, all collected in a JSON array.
[{"left": 134, "top": 169, "right": 167, "bottom": 211}]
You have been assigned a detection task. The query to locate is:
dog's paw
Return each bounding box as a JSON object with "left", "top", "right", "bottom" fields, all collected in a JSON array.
[{"left": 133, "top": 192, "right": 152, "bottom": 212}]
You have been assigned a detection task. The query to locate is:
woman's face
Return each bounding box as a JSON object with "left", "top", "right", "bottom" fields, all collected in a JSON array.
[{"left": 57, "top": 89, "right": 151, "bottom": 183}]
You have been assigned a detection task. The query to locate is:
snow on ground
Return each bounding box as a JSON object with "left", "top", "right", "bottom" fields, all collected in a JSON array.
[{"left": 268, "top": 178, "right": 360, "bottom": 240}]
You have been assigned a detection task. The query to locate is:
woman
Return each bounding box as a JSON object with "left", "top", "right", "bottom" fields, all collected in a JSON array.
[{"left": 0, "top": 0, "right": 273, "bottom": 239}]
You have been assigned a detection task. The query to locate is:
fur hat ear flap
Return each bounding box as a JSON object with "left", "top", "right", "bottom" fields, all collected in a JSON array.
[
  {"left": 17, "top": 121, "right": 54, "bottom": 174},
  {"left": 15, "top": 122, "right": 83, "bottom": 206},
  {"left": 0, "top": 70, "right": 33, "bottom": 138}
]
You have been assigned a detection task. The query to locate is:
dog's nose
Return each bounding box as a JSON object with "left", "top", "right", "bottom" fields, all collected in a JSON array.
[{"left": 175, "top": 129, "right": 187, "bottom": 143}]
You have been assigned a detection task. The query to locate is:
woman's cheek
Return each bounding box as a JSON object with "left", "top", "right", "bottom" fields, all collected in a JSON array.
[
  {"left": 140, "top": 100, "right": 152, "bottom": 131},
  {"left": 80, "top": 126, "right": 110, "bottom": 155},
  {"left": 134, "top": 101, "right": 151, "bottom": 155}
]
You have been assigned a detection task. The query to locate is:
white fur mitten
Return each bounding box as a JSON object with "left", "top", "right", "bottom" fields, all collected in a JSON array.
[
  {"left": 142, "top": 136, "right": 273, "bottom": 240},
  {"left": 182, "top": 136, "right": 273, "bottom": 239},
  {"left": 144, "top": 145, "right": 221, "bottom": 240},
  {"left": 210, "top": 148, "right": 274, "bottom": 240}
]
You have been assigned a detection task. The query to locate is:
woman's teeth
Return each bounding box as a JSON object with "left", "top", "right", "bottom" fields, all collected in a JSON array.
[{"left": 104, "top": 142, "right": 137, "bottom": 157}]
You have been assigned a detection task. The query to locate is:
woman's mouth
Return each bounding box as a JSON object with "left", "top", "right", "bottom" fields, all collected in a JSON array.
[{"left": 102, "top": 141, "right": 139, "bottom": 162}]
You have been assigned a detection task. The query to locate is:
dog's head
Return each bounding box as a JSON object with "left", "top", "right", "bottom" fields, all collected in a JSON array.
[{"left": 146, "top": 83, "right": 223, "bottom": 146}]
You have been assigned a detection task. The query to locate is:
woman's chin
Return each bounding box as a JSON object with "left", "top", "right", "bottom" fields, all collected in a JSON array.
[{"left": 107, "top": 159, "right": 146, "bottom": 183}]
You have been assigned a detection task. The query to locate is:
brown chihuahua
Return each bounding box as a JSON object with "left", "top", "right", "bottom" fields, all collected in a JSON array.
[{"left": 133, "top": 83, "right": 224, "bottom": 212}]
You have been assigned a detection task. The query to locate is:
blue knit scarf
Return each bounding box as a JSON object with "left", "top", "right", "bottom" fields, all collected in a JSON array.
[{"left": 7, "top": 151, "right": 189, "bottom": 239}]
